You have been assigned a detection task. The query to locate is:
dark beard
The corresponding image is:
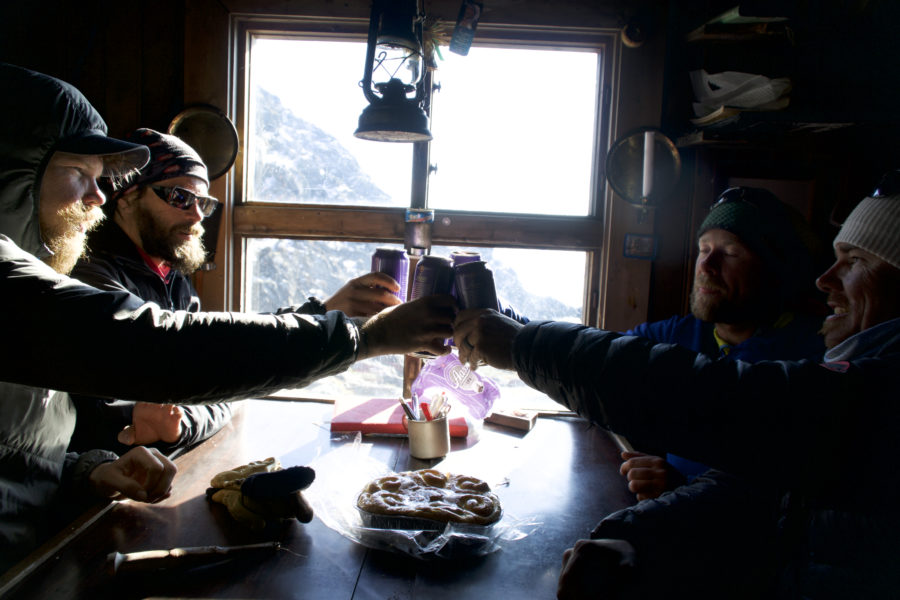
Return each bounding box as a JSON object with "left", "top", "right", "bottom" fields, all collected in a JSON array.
[
  {"left": 690, "top": 287, "right": 735, "bottom": 322},
  {"left": 690, "top": 284, "right": 774, "bottom": 325},
  {"left": 40, "top": 202, "right": 105, "bottom": 274},
  {"left": 133, "top": 202, "right": 207, "bottom": 275}
]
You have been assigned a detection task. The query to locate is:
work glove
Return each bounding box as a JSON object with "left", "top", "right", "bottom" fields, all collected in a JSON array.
[{"left": 206, "top": 457, "right": 316, "bottom": 530}]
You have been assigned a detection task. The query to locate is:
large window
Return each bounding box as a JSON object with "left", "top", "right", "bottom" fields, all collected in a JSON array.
[
  {"left": 233, "top": 18, "right": 614, "bottom": 406},
  {"left": 248, "top": 39, "right": 412, "bottom": 207},
  {"left": 428, "top": 46, "right": 599, "bottom": 216}
]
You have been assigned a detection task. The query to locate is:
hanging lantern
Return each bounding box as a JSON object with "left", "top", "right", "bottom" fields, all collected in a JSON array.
[{"left": 354, "top": 0, "right": 433, "bottom": 142}]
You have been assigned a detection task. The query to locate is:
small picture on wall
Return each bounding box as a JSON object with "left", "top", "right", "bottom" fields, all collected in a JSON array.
[{"left": 623, "top": 233, "right": 658, "bottom": 260}]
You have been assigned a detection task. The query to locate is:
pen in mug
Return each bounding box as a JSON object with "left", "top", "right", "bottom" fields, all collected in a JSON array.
[{"left": 398, "top": 398, "right": 416, "bottom": 420}]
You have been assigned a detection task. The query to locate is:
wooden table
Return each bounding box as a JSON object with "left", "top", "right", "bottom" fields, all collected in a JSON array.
[{"left": 0, "top": 399, "right": 633, "bottom": 599}]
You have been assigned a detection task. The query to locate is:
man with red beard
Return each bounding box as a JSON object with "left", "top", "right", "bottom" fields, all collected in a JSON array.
[
  {"left": 68, "top": 129, "right": 407, "bottom": 454},
  {"left": 0, "top": 63, "right": 455, "bottom": 571},
  {"left": 68, "top": 128, "right": 232, "bottom": 455},
  {"left": 620, "top": 186, "right": 826, "bottom": 499}
]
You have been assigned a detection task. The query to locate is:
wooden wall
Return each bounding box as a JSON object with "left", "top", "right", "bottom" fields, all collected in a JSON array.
[
  {"left": 0, "top": 1, "right": 187, "bottom": 142},
  {"left": 1, "top": 0, "right": 686, "bottom": 328}
]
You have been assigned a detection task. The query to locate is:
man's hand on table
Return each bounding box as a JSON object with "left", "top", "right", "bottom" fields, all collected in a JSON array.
[
  {"left": 453, "top": 308, "right": 522, "bottom": 370},
  {"left": 89, "top": 446, "right": 176, "bottom": 503},
  {"left": 118, "top": 402, "right": 184, "bottom": 446}
]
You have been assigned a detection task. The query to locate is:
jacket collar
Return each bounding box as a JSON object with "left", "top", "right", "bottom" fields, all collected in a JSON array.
[
  {"left": 824, "top": 317, "right": 900, "bottom": 362},
  {"left": 88, "top": 218, "right": 151, "bottom": 270}
]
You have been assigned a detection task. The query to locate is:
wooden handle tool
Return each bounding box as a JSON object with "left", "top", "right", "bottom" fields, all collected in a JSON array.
[{"left": 107, "top": 541, "right": 280, "bottom": 575}]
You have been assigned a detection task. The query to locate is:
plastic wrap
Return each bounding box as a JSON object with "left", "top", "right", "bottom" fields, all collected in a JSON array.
[
  {"left": 305, "top": 435, "right": 538, "bottom": 559},
  {"left": 410, "top": 353, "right": 500, "bottom": 420}
]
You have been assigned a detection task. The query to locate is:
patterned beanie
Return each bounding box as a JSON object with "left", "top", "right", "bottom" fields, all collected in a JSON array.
[
  {"left": 112, "top": 128, "right": 208, "bottom": 201},
  {"left": 833, "top": 194, "right": 900, "bottom": 271},
  {"left": 699, "top": 186, "right": 824, "bottom": 299}
]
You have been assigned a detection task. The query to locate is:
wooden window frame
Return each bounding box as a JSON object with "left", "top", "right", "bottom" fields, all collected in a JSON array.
[
  {"left": 185, "top": 3, "right": 668, "bottom": 332},
  {"left": 228, "top": 15, "right": 617, "bottom": 324}
]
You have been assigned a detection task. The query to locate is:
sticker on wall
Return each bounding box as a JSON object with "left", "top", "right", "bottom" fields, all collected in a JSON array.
[{"left": 623, "top": 233, "right": 658, "bottom": 260}]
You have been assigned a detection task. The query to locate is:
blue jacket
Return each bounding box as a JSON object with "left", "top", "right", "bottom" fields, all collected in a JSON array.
[{"left": 627, "top": 313, "right": 824, "bottom": 479}]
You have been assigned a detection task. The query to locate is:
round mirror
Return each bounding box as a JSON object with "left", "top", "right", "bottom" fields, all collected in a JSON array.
[
  {"left": 606, "top": 127, "right": 681, "bottom": 206},
  {"left": 168, "top": 105, "right": 238, "bottom": 180}
]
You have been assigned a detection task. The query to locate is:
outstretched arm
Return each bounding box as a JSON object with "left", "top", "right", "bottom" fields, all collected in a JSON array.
[
  {"left": 358, "top": 294, "right": 456, "bottom": 359},
  {"left": 324, "top": 272, "right": 403, "bottom": 317}
]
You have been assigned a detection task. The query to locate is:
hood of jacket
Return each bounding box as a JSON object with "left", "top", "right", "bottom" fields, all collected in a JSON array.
[{"left": 0, "top": 63, "right": 116, "bottom": 258}]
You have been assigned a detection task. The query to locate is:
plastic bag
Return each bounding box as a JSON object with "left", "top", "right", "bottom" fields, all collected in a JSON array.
[
  {"left": 305, "top": 434, "right": 538, "bottom": 559},
  {"left": 410, "top": 353, "right": 500, "bottom": 420},
  {"left": 690, "top": 69, "right": 791, "bottom": 117}
]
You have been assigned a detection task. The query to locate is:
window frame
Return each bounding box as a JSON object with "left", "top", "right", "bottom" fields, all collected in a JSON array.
[{"left": 230, "top": 15, "right": 619, "bottom": 324}]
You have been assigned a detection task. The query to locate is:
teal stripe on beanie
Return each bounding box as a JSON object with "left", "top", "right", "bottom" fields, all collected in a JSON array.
[
  {"left": 699, "top": 198, "right": 768, "bottom": 256},
  {"left": 699, "top": 187, "right": 823, "bottom": 302}
]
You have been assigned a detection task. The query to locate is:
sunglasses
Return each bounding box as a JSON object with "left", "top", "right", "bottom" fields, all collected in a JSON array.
[
  {"left": 872, "top": 169, "right": 900, "bottom": 198},
  {"left": 150, "top": 186, "right": 219, "bottom": 217},
  {"left": 710, "top": 186, "right": 781, "bottom": 212},
  {"left": 712, "top": 186, "right": 750, "bottom": 206}
]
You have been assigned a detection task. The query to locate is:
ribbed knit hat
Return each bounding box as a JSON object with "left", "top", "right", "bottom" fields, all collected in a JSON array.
[
  {"left": 699, "top": 186, "right": 824, "bottom": 301},
  {"left": 111, "top": 128, "right": 208, "bottom": 202},
  {"left": 834, "top": 194, "right": 900, "bottom": 270}
]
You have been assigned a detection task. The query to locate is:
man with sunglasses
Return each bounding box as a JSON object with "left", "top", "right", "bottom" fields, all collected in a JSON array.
[
  {"left": 455, "top": 174, "right": 900, "bottom": 599},
  {"left": 67, "top": 129, "right": 229, "bottom": 455},
  {"left": 0, "top": 63, "right": 454, "bottom": 570},
  {"left": 69, "top": 129, "right": 412, "bottom": 455}
]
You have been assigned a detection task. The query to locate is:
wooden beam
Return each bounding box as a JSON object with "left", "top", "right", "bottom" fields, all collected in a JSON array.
[{"left": 233, "top": 204, "right": 604, "bottom": 249}]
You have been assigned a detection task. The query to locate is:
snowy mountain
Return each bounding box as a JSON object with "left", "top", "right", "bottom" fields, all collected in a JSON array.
[
  {"left": 251, "top": 88, "right": 390, "bottom": 206},
  {"left": 245, "top": 86, "right": 580, "bottom": 398}
]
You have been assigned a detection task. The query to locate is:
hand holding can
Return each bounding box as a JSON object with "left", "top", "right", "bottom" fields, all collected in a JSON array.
[
  {"left": 409, "top": 255, "right": 454, "bottom": 358},
  {"left": 370, "top": 247, "right": 410, "bottom": 302},
  {"left": 453, "top": 261, "right": 499, "bottom": 311}
]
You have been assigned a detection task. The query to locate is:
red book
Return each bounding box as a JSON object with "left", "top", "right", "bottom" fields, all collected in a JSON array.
[{"left": 330, "top": 397, "right": 468, "bottom": 438}]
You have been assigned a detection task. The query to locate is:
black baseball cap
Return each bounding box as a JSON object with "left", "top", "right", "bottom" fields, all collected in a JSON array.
[{"left": 55, "top": 128, "right": 150, "bottom": 177}]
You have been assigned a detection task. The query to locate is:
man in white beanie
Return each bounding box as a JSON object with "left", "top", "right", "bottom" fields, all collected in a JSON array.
[
  {"left": 816, "top": 173, "right": 900, "bottom": 355},
  {"left": 453, "top": 172, "right": 900, "bottom": 599}
]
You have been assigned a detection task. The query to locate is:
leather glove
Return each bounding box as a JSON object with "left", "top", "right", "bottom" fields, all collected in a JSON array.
[{"left": 206, "top": 457, "right": 316, "bottom": 530}]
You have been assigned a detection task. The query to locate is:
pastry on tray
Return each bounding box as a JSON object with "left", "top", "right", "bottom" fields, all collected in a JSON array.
[{"left": 357, "top": 469, "right": 501, "bottom": 529}]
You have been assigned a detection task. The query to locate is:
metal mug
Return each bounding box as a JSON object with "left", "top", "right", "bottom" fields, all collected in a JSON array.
[{"left": 404, "top": 415, "right": 450, "bottom": 459}]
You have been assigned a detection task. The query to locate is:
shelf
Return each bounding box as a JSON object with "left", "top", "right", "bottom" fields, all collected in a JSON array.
[{"left": 675, "top": 108, "right": 900, "bottom": 149}]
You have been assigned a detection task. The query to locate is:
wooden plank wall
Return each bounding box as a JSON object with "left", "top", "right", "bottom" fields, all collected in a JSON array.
[{"left": 1, "top": 0, "right": 676, "bottom": 329}]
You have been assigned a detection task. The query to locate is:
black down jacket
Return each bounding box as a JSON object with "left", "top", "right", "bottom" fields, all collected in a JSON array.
[
  {"left": 0, "top": 63, "right": 359, "bottom": 570},
  {"left": 513, "top": 319, "right": 900, "bottom": 599}
]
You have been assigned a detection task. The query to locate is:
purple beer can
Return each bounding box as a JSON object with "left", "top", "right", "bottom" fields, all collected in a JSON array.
[
  {"left": 453, "top": 260, "right": 499, "bottom": 310},
  {"left": 450, "top": 250, "right": 481, "bottom": 266},
  {"left": 410, "top": 255, "right": 454, "bottom": 358},
  {"left": 410, "top": 255, "right": 454, "bottom": 300},
  {"left": 371, "top": 247, "right": 410, "bottom": 302},
  {"left": 449, "top": 251, "right": 481, "bottom": 300}
]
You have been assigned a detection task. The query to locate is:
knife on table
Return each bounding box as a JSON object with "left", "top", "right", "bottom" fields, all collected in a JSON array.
[{"left": 107, "top": 541, "right": 280, "bottom": 575}]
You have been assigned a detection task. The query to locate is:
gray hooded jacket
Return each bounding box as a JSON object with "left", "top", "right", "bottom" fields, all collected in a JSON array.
[{"left": 0, "top": 64, "right": 360, "bottom": 570}]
